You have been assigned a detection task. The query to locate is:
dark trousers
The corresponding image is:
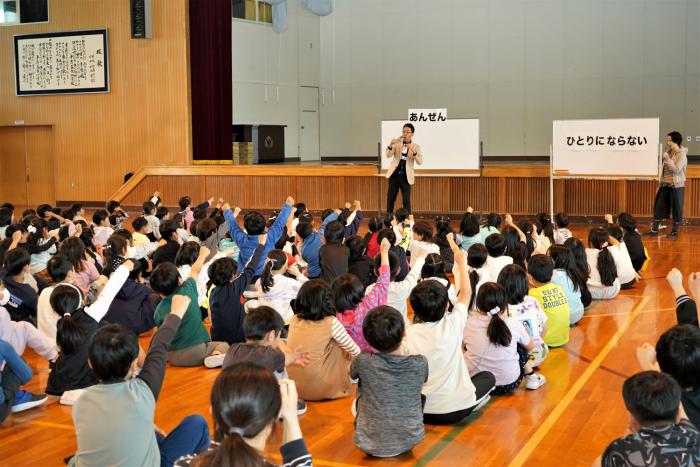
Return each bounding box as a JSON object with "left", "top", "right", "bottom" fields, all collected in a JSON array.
[
  {"left": 653, "top": 185, "right": 684, "bottom": 230},
  {"left": 423, "top": 371, "right": 496, "bottom": 425},
  {"left": 156, "top": 414, "right": 211, "bottom": 467},
  {"left": 386, "top": 171, "right": 412, "bottom": 214}
]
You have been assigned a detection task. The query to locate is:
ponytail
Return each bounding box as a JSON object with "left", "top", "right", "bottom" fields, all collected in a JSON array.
[
  {"left": 475, "top": 282, "right": 512, "bottom": 347},
  {"left": 487, "top": 311, "right": 513, "bottom": 347},
  {"left": 56, "top": 314, "right": 88, "bottom": 355},
  {"left": 588, "top": 227, "right": 618, "bottom": 287},
  {"left": 195, "top": 431, "right": 265, "bottom": 467},
  {"left": 260, "top": 250, "right": 287, "bottom": 294},
  {"left": 597, "top": 248, "right": 618, "bottom": 287},
  {"left": 468, "top": 269, "right": 479, "bottom": 310}
]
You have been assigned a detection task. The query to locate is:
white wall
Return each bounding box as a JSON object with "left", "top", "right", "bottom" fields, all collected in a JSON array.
[
  {"left": 232, "top": 2, "right": 320, "bottom": 158},
  {"left": 319, "top": 0, "right": 700, "bottom": 159}
]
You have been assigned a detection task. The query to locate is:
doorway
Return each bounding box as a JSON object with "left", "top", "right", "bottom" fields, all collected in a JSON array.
[
  {"left": 299, "top": 86, "right": 320, "bottom": 161},
  {"left": 0, "top": 125, "right": 55, "bottom": 207}
]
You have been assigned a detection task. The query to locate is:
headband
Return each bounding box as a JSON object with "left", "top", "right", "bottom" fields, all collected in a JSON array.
[{"left": 55, "top": 282, "right": 84, "bottom": 311}]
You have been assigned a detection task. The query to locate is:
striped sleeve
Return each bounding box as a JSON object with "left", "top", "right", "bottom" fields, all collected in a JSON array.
[
  {"left": 331, "top": 317, "right": 361, "bottom": 357},
  {"left": 280, "top": 439, "right": 313, "bottom": 467}
]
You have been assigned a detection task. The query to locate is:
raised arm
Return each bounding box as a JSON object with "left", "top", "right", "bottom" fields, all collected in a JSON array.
[
  {"left": 223, "top": 206, "right": 247, "bottom": 245},
  {"left": 319, "top": 210, "right": 340, "bottom": 236},
  {"left": 330, "top": 317, "right": 361, "bottom": 357},
  {"left": 266, "top": 197, "right": 294, "bottom": 245},
  {"left": 84, "top": 261, "right": 134, "bottom": 323},
  {"left": 505, "top": 214, "right": 527, "bottom": 243},
  {"left": 189, "top": 246, "right": 211, "bottom": 279},
  {"left": 234, "top": 239, "right": 266, "bottom": 291},
  {"left": 448, "top": 233, "right": 471, "bottom": 307},
  {"left": 138, "top": 295, "right": 188, "bottom": 399},
  {"left": 358, "top": 238, "right": 391, "bottom": 310}
]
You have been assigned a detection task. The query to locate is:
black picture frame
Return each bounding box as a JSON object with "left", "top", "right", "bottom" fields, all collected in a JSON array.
[{"left": 13, "top": 28, "right": 109, "bottom": 96}]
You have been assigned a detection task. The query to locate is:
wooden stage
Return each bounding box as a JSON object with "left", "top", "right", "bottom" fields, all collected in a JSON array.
[
  {"left": 111, "top": 162, "right": 700, "bottom": 220},
  {"left": 1, "top": 223, "right": 696, "bottom": 466}
]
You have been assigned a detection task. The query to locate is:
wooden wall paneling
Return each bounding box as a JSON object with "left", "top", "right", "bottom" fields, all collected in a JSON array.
[
  {"left": 625, "top": 180, "right": 658, "bottom": 217},
  {"left": 204, "top": 176, "right": 247, "bottom": 209},
  {"left": 553, "top": 179, "right": 566, "bottom": 214},
  {"left": 0, "top": 0, "right": 191, "bottom": 201},
  {"left": 412, "top": 177, "right": 451, "bottom": 213},
  {"left": 504, "top": 177, "right": 550, "bottom": 215},
  {"left": 25, "top": 126, "right": 55, "bottom": 206},
  {"left": 0, "top": 127, "right": 28, "bottom": 206},
  {"left": 344, "top": 176, "right": 380, "bottom": 212},
  {"left": 449, "top": 177, "right": 481, "bottom": 213},
  {"left": 561, "top": 179, "right": 618, "bottom": 216},
  {"left": 685, "top": 180, "right": 700, "bottom": 218},
  {"left": 616, "top": 180, "right": 627, "bottom": 214},
  {"left": 248, "top": 176, "right": 298, "bottom": 210}
]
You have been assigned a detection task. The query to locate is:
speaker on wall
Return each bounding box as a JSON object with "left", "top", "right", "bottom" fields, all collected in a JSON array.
[{"left": 131, "top": 0, "right": 152, "bottom": 39}]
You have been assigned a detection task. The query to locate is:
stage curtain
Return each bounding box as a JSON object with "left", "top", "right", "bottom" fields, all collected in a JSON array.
[{"left": 189, "top": 0, "right": 232, "bottom": 161}]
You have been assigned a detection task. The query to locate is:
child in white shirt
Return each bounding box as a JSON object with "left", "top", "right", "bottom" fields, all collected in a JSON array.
[
  {"left": 407, "top": 221, "right": 440, "bottom": 268},
  {"left": 255, "top": 249, "right": 308, "bottom": 323},
  {"left": 484, "top": 233, "right": 513, "bottom": 281},
  {"left": 554, "top": 212, "right": 573, "bottom": 245}
]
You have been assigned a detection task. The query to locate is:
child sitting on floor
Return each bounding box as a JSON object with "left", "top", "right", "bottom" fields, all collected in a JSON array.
[
  {"left": 351, "top": 305, "right": 429, "bottom": 457},
  {"left": 463, "top": 282, "right": 545, "bottom": 394},
  {"left": 527, "top": 254, "right": 570, "bottom": 348}
]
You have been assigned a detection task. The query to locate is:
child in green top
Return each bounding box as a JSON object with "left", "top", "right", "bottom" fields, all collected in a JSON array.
[{"left": 151, "top": 246, "right": 229, "bottom": 367}]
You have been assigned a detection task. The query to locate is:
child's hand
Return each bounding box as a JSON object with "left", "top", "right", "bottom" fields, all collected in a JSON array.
[
  {"left": 278, "top": 379, "right": 299, "bottom": 422},
  {"left": 390, "top": 216, "right": 398, "bottom": 227},
  {"left": 233, "top": 206, "right": 241, "bottom": 216},
  {"left": 170, "top": 295, "right": 192, "bottom": 319},
  {"left": 153, "top": 191, "right": 161, "bottom": 198},
  {"left": 467, "top": 206, "right": 474, "bottom": 213},
  {"left": 505, "top": 214, "right": 513, "bottom": 225},
  {"left": 11, "top": 230, "right": 22, "bottom": 243},
  {"left": 258, "top": 234, "right": 267, "bottom": 246},
  {"left": 345, "top": 202, "right": 351, "bottom": 210},
  {"left": 604, "top": 213, "right": 613, "bottom": 224},
  {"left": 288, "top": 264, "right": 302, "bottom": 277},
  {"left": 688, "top": 272, "right": 700, "bottom": 300},
  {"left": 285, "top": 196, "right": 295, "bottom": 206},
  {"left": 208, "top": 197, "right": 215, "bottom": 205},
  {"left": 636, "top": 343, "right": 657, "bottom": 371},
  {"left": 380, "top": 237, "right": 391, "bottom": 253},
  {"left": 290, "top": 345, "right": 311, "bottom": 367},
  {"left": 666, "top": 268, "right": 684, "bottom": 292},
  {"left": 334, "top": 208, "right": 342, "bottom": 215},
  {"left": 353, "top": 200, "right": 361, "bottom": 210}
]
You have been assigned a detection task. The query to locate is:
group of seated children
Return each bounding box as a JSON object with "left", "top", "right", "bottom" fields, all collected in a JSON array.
[{"left": 6, "top": 190, "right": 700, "bottom": 466}]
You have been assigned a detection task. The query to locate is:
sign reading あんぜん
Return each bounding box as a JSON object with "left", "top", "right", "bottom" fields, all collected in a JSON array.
[{"left": 14, "top": 29, "right": 109, "bottom": 96}]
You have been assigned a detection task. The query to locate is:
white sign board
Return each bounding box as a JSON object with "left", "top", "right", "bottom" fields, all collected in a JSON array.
[
  {"left": 14, "top": 29, "right": 110, "bottom": 96},
  {"left": 381, "top": 119, "right": 480, "bottom": 174},
  {"left": 407, "top": 108, "right": 447, "bottom": 122},
  {"left": 552, "top": 118, "right": 660, "bottom": 177}
]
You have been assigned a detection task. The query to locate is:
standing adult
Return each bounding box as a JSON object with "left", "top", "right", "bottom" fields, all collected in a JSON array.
[
  {"left": 385, "top": 123, "right": 423, "bottom": 214},
  {"left": 648, "top": 131, "right": 688, "bottom": 238}
]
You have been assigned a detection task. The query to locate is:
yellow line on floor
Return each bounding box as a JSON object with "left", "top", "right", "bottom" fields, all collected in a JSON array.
[
  {"left": 508, "top": 295, "right": 650, "bottom": 467},
  {"left": 27, "top": 420, "right": 74, "bottom": 431},
  {"left": 581, "top": 306, "right": 674, "bottom": 318},
  {"left": 269, "top": 453, "right": 364, "bottom": 467}
]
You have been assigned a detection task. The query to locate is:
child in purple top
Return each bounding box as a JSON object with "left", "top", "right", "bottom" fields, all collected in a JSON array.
[{"left": 333, "top": 238, "right": 391, "bottom": 352}]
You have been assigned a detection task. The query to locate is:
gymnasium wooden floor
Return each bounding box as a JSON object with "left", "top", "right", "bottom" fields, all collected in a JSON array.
[{"left": 0, "top": 223, "right": 693, "bottom": 466}]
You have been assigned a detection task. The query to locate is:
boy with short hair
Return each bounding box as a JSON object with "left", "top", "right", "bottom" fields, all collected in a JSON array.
[
  {"left": 225, "top": 197, "right": 294, "bottom": 277},
  {"left": 484, "top": 232, "right": 513, "bottom": 280},
  {"left": 527, "top": 254, "right": 570, "bottom": 347},
  {"left": 319, "top": 220, "right": 349, "bottom": 284},
  {"left": 600, "top": 371, "right": 700, "bottom": 467},
  {"left": 131, "top": 217, "right": 151, "bottom": 247},
  {"left": 222, "top": 305, "right": 310, "bottom": 413},
  {"left": 106, "top": 200, "right": 129, "bottom": 231},
  {"left": 351, "top": 305, "right": 428, "bottom": 457},
  {"left": 2, "top": 249, "right": 38, "bottom": 323},
  {"left": 92, "top": 209, "right": 114, "bottom": 247},
  {"left": 295, "top": 206, "right": 339, "bottom": 279},
  {"left": 151, "top": 246, "right": 229, "bottom": 367},
  {"left": 69, "top": 295, "right": 210, "bottom": 466}
]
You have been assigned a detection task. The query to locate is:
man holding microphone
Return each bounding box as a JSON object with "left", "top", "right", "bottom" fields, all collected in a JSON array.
[{"left": 385, "top": 123, "right": 423, "bottom": 214}]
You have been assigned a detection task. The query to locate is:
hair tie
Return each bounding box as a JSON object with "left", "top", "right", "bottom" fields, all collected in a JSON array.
[
  {"left": 489, "top": 306, "right": 501, "bottom": 316},
  {"left": 601, "top": 242, "right": 609, "bottom": 249},
  {"left": 63, "top": 312, "right": 71, "bottom": 317},
  {"left": 27, "top": 225, "right": 37, "bottom": 234},
  {"left": 228, "top": 426, "right": 245, "bottom": 437}
]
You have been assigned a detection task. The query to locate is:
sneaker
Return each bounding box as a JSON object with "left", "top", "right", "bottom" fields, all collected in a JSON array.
[
  {"left": 297, "top": 399, "right": 308, "bottom": 416},
  {"left": 525, "top": 372, "right": 546, "bottom": 390},
  {"left": 659, "top": 223, "right": 668, "bottom": 230},
  {"left": 203, "top": 353, "right": 225, "bottom": 368},
  {"left": 11, "top": 390, "right": 48, "bottom": 413},
  {"left": 644, "top": 229, "right": 658, "bottom": 236},
  {"left": 667, "top": 230, "right": 679, "bottom": 238},
  {"left": 472, "top": 394, "right": 491, "bottom": 412}
]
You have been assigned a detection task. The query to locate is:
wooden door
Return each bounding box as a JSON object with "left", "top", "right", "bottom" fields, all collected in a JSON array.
[
  {"left": 25, "top": 126, "right": 55, "bottom": 206},
  {"left": 0, "top": 127, "right": 28, "bottom": 207}
]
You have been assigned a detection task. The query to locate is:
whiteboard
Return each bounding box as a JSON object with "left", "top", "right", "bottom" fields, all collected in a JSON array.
[
  {"left": 552, "top": 118, "right": 660, "bottom": 178},
  {"left": 14, "top": 29, "right": 109, "bottom": 96},
  {"left": 380, "top": 119, "right": 480, "bottom": 175}
]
